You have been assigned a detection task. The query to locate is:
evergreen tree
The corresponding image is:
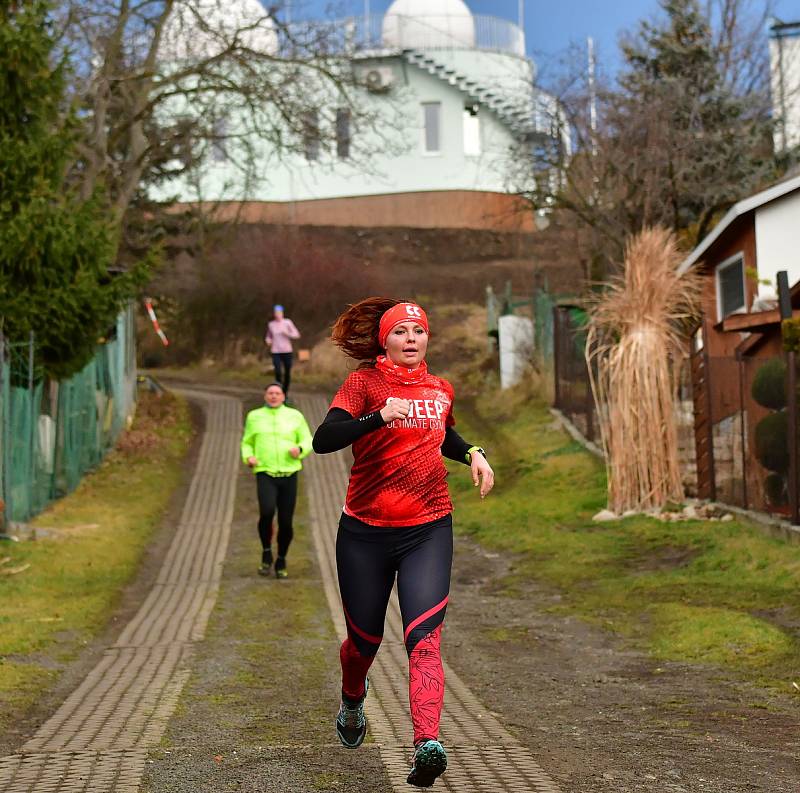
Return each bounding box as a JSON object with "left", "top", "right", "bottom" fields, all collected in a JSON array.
[
  {"left": 0, "top": 0, "right": 149, "bottom": 379},
  {"left": 615, "top": 0, "right": 774, "bottom": 243},
  {"left": 517, "top": 0, "right": 778, "bottom": 269}
]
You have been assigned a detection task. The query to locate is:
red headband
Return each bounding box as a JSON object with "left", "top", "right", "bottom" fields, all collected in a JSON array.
[{"left": 378, "top": 303, "right": 429, "bottom": 348}]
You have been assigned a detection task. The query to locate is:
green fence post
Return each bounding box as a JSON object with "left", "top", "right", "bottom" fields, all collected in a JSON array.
[
  {"left": 486, "top": 285, "right": 499, "bottom": 353},
  {"left": 28, "top": 331, "right": 36, "bottom": 520},
  {"left": 0, "top": 333, "right": 8, "bottom": 530}
]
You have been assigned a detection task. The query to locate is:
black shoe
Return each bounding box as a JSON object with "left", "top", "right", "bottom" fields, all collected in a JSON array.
[
  {"left": 275, "top": 556, "right": 288, "bottom": 579},
  {"left": 336, "top": 679, "right": 368, "bottom": 748},
  {"left": 258, "top": 548, "right": 273, "bottom": 576},
  {"left": 407, "top": 740, "right": 447, "bottom": 787}
]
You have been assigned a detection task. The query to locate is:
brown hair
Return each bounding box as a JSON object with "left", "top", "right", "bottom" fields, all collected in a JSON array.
[{"left": 331, "top": 296, "right": 408, "bottom": 366}]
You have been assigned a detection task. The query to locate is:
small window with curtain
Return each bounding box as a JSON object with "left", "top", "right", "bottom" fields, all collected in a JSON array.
[
  {"left": 336, "top": 108, "right": 351, "bottom": 159},
  {"left": 302, "top": 110, "right": 320, "bottom": 162},
  {"left": 422, "top": 102, "right": 441, "bottom": 154},
  {"left": 716, "top": 254, "right": 746, "bottom": 320}
]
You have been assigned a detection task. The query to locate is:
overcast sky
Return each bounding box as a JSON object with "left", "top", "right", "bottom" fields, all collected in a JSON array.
[{"left": 289, "top": 0, "right": 798, "bottom": 79}]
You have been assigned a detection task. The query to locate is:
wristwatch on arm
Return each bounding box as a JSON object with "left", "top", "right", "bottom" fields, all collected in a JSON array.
[{"left": 465, "top": 446, "right": 487, "bottom": 464}]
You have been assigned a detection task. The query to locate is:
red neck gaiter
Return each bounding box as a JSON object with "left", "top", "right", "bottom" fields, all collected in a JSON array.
[{"left": 375, "top": 354, "right": 428, "bottom": 385}]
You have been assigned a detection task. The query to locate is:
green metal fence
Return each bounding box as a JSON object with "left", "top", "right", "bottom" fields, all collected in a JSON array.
[
  {"left": 0, "top": 305, "right": 137, "bottom": 525},
  {"left": 533, "top": 289, "right": 556, "bottom": 366}
]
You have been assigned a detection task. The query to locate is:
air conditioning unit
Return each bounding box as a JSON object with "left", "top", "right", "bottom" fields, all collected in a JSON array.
[{"left": 363, "top": 67, "right": 394, "bottom": 93}]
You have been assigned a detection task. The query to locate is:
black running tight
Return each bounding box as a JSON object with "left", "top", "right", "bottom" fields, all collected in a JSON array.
[
  {"left": 336, "top": 512, "right": 452, "bottom": 744},
  {"left": 256, "top": 472, "right": 297, "bottom": 558}
]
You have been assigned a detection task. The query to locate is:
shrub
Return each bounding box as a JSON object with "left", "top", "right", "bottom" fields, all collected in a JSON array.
[
  {"left": 754, "top": 411, "right": 789, "bottom": 473},
  {"left": 751, "top": 359, "right": 787, "bottom": 410}
]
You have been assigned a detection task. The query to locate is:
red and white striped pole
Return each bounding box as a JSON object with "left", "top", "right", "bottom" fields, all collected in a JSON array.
[{"left": 144, "top": 298, "right": 169, "bottom": 346}]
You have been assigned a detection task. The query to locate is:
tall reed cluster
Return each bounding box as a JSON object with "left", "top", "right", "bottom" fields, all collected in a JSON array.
[{"left": 586, "top": 227, "right": 701, "bottom": 513}]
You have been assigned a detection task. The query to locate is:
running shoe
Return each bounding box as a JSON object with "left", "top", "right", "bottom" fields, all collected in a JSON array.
[
  {"left": 258, "top": 548, "right": 273, "bottom": 577},
  {"left": 336, "top": 678, "right": 369, "bottom": 748},
  {"left": 275, "top": 556, "right": 288, "bottom": 579},
  {"left": 406, "top": 740, "right": 447, "bottom": 788}
]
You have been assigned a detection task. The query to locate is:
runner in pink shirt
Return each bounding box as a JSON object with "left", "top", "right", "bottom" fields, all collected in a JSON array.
[{"left": 265, "top": 304, "right": 300, "bottom": 395}]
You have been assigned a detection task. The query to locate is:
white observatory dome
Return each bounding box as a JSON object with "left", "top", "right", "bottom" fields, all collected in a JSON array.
[
  {"left": 382, "top": 0, "right": 476, "bottom": 50},
  {"left": 159, "top": 0, "right": 278, "bottom": 61}
]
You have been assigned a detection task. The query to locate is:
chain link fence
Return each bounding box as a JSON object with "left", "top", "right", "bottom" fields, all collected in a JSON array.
[{"left": 0, "top": 305, "right": 137, "bottom": 525}]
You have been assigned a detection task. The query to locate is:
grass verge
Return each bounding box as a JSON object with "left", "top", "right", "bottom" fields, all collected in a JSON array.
[
  {"left": 448, "top": 386, "right": 800, "bottom": 688},
  {"left": 0, "top": 390, "right": 193, "bottom": 735}
]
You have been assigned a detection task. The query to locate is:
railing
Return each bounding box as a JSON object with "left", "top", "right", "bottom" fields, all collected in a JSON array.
[{"left": 289, "top": 14, "right": 526, "bottom": 58}]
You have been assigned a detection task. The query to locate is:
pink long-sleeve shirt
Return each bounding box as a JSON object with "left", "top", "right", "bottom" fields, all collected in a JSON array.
[{"left": 266, "top": 318, "right": 300, "bottom": 353}]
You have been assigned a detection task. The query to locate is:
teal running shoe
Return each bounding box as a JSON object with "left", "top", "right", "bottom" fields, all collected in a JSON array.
[
  {"left": 336, "top": 679, "right": 368, "bottom": 748},
  {"left": 407, "top": 740, "right": 447, "bottom": 787}
]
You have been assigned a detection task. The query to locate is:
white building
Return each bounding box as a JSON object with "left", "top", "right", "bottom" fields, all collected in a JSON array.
[
  {"left": 770, "top": 19, "right": 800, "bottom": 154},
  {"left": 157, "top": 0, "right": 566, "bottom": 230}
]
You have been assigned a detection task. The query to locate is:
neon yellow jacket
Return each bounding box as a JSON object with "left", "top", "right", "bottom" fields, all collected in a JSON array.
[{"left": 240, "top": 404, "right": 313, "bottom": 476}]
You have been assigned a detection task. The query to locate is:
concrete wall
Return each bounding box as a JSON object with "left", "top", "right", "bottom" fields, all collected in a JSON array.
[{"left": 499, "top": 314, "right": 533, "bottom": 389}]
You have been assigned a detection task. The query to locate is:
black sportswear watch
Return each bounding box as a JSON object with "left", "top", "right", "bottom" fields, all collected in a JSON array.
[{"left": 465, "top": 446, "right": 486, "bottom": 464}]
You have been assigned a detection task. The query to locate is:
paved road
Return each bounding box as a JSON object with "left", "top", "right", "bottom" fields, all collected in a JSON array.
[{"left": 0, "top": 388, "right": 562, "bottom": 792}]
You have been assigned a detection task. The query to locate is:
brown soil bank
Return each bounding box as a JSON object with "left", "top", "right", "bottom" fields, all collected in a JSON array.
[{"left": 144, "top": 221, "right": 582, "bottom": 366}]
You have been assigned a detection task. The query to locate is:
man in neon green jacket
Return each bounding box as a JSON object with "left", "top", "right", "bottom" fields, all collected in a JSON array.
[{"left": 241, "top": 383, "right": 313, "bottom": 578}]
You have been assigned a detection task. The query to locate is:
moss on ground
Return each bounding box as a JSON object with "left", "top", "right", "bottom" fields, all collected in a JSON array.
[
  {"left": 0, "top": 391, "right": 193, "bottom": 733},
  {"left": 448, "top": 385, "right": 800, "bottom": 687}
]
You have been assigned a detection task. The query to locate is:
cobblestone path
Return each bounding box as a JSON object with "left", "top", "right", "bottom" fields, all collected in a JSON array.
[
  {"left": 297, "top": 393, "right": 562, "bottom": 793},
  {"left": 0, "top": 391, "right": 241, "bottom": 793}
]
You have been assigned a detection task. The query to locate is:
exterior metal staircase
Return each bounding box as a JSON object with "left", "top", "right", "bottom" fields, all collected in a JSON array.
[{"left": 402, "top": 49, "right": 544, "bottom": 138}]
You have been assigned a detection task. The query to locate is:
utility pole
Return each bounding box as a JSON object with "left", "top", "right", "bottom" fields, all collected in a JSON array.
[
  {"left": 518, "top": 0, "right": 524, "bottom": 30},
  {"left": 365, "top": 0, "right": 370, "bottom": 45},
  {"left": 587, "top": 36, "right": 598, "bottom": 158}
]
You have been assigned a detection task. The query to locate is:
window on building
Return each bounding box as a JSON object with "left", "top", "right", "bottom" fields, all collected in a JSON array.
[
  {"left": 716, "top": 254, "right": 746, "bottom": 320},
  {"left": 423, "top": 102, "right": 441, "bottom": 154},
  {"left": 211, "top": 118, "right": 227, "bottom": 163},
  {"left": 336, "top": 108, "right": 351, "bottom": 159},
  {"left": 302, "top": 110, "right": 320, "bottom": 161},
  {"left": 463, "top": 103, "right": 480, "bottom": 155}
]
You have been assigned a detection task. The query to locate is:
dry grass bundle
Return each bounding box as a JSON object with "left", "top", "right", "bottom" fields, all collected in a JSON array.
[{"left": 587, "top": 227, "right": 701, "bottom": 514}]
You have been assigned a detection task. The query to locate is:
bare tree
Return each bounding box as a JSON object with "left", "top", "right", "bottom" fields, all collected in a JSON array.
[
  {"left": 508, "top": 0, "right": 780, "bottom": 274},
  {"left": 53, "top": 0, "right": 402, "bottom": 256}
]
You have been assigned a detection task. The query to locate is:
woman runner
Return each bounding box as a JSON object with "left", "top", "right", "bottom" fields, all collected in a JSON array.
[
  {"left": 312, "top": 298, "right": 494, "bottom": 788},
  {"left": 265, "top": 304, "right": 301, "bottom": 396}
]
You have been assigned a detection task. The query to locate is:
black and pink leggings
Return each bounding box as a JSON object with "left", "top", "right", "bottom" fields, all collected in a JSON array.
[{"left": 336, "top": 512, "right": 452, "bottom": 745}]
